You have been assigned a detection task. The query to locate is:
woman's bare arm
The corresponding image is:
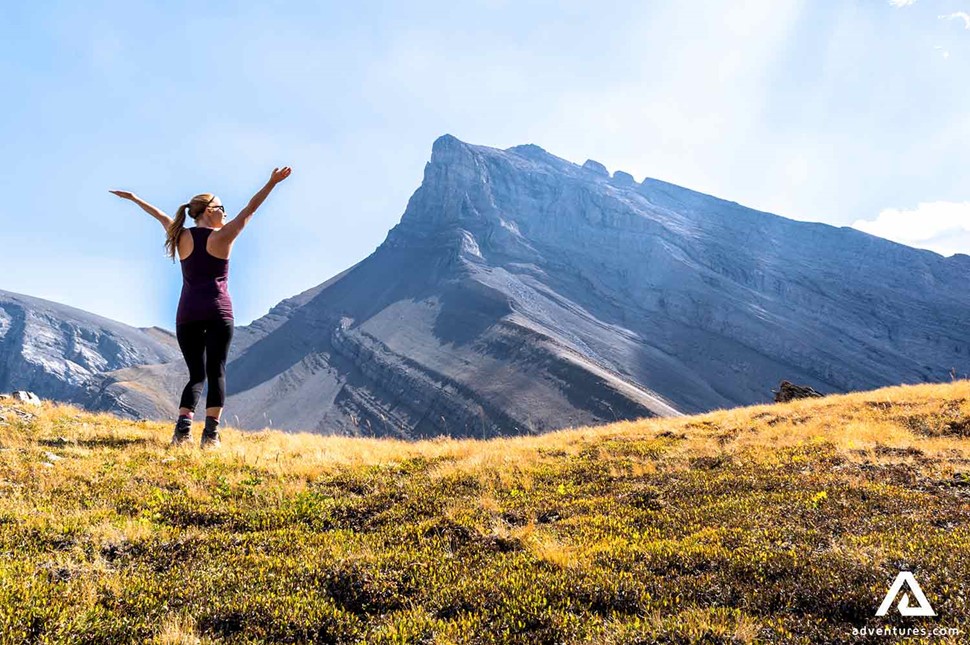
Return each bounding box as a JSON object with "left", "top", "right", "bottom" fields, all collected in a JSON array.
[
  {"left": 109, "top": 190, "right": 173, "bottom": 231},
  {"left": 218, "top": 167, "right": 291, "bottom": 244}
]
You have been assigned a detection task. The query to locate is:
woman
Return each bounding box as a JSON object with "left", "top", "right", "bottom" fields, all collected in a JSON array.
[{"left": 109, "top": 166, "right": 292, "bottom": 448}]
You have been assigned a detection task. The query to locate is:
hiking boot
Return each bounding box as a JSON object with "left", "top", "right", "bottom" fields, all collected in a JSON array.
[
  {"left": 200, "top": 429, "right": 221, "bottom": 448},
  {"left": 201, "top": 416, "right": 221, "bottom": 448},
  {"left": 170, "top": 416, "right": 193, "bottom": 447}
]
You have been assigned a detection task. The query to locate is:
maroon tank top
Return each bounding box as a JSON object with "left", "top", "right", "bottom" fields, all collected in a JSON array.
[{"left": 175, "top": 227, "right": 234, "bottom": 325}]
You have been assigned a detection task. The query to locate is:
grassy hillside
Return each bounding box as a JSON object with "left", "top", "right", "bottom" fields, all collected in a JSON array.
[{"left": 1, "top": 381, "right": 969, "bottom": 644}]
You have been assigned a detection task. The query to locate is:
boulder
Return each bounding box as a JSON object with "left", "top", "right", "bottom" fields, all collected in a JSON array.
[
  {"left": 772, "top": 380, "right": 823, "bottom": 403},
  {"left": 11, "top": 391, "right": 42, "bottom": 406}
]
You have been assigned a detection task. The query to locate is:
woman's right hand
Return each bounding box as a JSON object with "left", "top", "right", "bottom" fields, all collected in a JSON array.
[
  {"left": 269, "top": 167, "right": 292, "bottom": 185},
  {"left": 109, "top": 190, "right": 137, "bottom": 201}
]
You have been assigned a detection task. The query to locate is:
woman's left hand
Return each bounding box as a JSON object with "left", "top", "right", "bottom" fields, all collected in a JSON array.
[
  {"left": 109, "top": 190, "right": 137, "bottom": 201},
  {"left": 270, "top": 167, "right": 292, "bottom": 185}
]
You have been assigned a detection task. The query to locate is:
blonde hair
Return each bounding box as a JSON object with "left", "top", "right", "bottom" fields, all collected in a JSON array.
[{"left": 165, "top": 193, "right": 214, "bottom": 261}]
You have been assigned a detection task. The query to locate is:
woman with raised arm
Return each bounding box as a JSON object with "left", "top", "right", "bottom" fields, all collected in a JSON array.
[{"left": 109, "top": 166, "right": 292, "bottom": 448}]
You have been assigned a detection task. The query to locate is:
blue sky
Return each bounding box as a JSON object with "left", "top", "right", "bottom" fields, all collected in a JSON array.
[{"left": 1, "top": 0, "right": 967, "bottom": 330}]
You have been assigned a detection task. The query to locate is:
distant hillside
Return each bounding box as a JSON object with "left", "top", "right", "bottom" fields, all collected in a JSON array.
[
  {"left": 1, "top": 380, "right": 968, "bottom": 642},
  {"left": 0, "top": 288, "right": 180, "bottom": 414}
]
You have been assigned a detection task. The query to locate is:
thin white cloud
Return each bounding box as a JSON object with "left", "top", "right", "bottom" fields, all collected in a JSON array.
[
  {"left": 939, "top": 12, "right": 970, "bottom": 29},
  {"left": 889, "top": 0, "right": 917, "bottom": 6},
  {"left": 934, "top": 45, "right": 951, "bottom": 59},
  {"left": 851, "top": 201, "right": 970, "bottom": 256}
]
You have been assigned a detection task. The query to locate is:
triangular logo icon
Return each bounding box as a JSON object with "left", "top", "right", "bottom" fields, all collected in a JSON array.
[{"left": 875, "top": 571, "right": 936, "bottom": 617}]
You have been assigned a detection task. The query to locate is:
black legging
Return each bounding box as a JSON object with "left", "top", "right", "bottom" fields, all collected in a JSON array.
[{"left": 176, "top": 318, "right": 234, "bottom": 411}]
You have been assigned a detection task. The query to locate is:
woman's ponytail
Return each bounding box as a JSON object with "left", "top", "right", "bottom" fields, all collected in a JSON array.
[{"left": 164, "top": 203, "right": 191, "bottom": 262}]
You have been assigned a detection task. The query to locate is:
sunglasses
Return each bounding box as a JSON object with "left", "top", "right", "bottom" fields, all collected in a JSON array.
[{"left": 203, "top": 196, "right": 225, "bottom": 213}]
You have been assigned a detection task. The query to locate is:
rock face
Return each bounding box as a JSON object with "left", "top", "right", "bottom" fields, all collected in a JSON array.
[
  {"left": 611, "top": 171, "right": 636, "bottom": 187},
  {"left": 582, "top": 159, "right": 610, "bottom": 177},
  {"left": 4, "top": 134, "right": 970, "bottom": 438}
]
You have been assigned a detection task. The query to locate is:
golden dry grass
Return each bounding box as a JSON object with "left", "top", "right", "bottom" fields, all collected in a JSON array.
[{"left": 0, "top": 380, "right": 968, "bottom": 643}]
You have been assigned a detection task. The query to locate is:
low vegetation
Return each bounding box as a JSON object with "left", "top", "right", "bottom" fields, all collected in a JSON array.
[{"left": 1, "top": 381, "right": 969, "bottom": 643}]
